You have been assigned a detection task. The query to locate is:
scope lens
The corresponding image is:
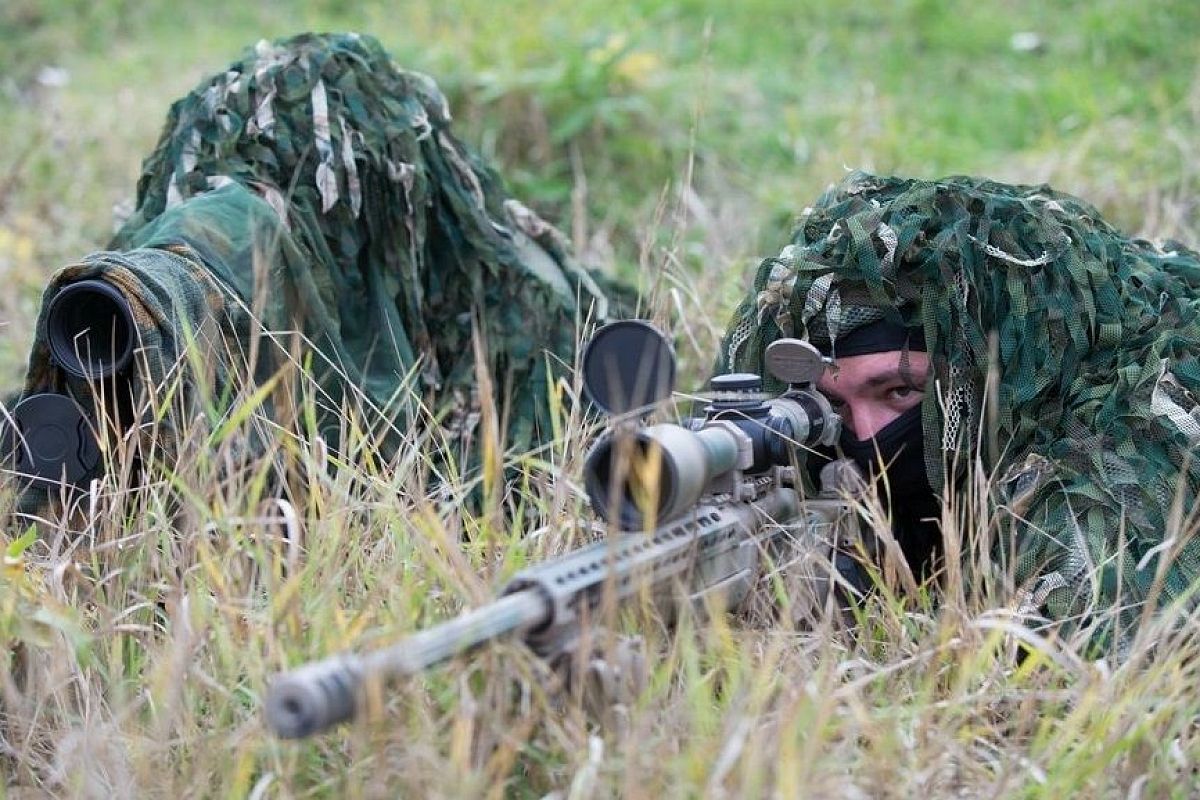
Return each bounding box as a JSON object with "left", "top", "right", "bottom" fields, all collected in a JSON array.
[
  {"left": 585, "top": 434, "right": 677, "bottom": 530},
  {"left": 46, "top": 280, "right": 135, "bottom": 379}
]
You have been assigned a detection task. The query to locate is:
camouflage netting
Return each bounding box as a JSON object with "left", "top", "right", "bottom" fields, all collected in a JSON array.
[
  {"left": 17, "top": 32, "right": 634, "bottom": 486},
  {"left": 721, "top": 171, "right": 1200, "bottom": 647}
]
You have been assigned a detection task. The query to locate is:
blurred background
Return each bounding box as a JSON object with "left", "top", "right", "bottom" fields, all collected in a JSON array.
[{"left": 2, "top": 0, "right": 1198, "bottom": 383}]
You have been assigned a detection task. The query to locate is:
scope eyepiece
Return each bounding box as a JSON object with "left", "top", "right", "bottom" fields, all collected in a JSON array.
[
  {"left": 46, "top": 279, "right": 136, "bottom": 380},
  {"left": 765, "top": 389, "right": 841, "bottom": 453}
]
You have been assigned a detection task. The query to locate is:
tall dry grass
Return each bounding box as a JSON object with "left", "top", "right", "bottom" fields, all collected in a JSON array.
[
  {"left": 3, "top": 176, "right": 1200, "bottom": 799},
  {"left": 4, "top": 3, "right": 1200, "bottom": 795}
]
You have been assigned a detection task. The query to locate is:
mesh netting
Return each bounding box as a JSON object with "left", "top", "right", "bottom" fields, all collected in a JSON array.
[
  {"left": 719, "top": 171, "right": 1200, "bottom": 645},
  {"left": 19, "top": 33, "right": 635, "bottom": 482}
]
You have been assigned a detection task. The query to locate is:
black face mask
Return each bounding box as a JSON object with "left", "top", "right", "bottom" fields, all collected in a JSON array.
[
  {"left": 835, "top": 404, "right": 942, "bottom": 578},
  {"left": 836, "top": 404, "right": 931, "bottom": 501}
]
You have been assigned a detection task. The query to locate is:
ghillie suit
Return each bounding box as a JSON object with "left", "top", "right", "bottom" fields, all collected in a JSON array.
[
  {"left": 9, "top": 33, "right": 632, "bottom": 499},
  {"left": 720, "top": 172, "right": 1200, "bottom": 650}
]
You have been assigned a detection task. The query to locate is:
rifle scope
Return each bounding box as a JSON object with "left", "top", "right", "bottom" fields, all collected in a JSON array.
[
  {"left": 584, "top": 372, "right": 840, "bottom": 530},
  {"left": 46, "top": 279, "right": 136, "bottom": 379}
]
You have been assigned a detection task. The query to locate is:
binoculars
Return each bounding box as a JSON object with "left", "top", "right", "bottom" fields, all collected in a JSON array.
[{"left": 4, "top": 279, "right": 137, "bottom": 487}]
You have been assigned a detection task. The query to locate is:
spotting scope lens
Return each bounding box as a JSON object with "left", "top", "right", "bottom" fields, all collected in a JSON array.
[{"left": 46, "top": 279, "right": 135, "bottom": 380}]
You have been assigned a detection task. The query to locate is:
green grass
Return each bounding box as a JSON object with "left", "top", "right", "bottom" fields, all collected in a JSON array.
[{"left": 2, "top": 1, "right": 1200, "bottom": 796}]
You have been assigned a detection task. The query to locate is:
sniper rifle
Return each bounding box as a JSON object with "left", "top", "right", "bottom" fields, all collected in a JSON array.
[{"left": 264, "top": 320, "right": 865, "bottom": 739}]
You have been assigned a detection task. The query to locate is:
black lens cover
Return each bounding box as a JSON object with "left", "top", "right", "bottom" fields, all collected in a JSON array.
[
  {"left": 1, "top": 393, "right": 102, "bottom": 487},
  {"left": 581, "top": 320, "right": 676, "bottom": 415}
]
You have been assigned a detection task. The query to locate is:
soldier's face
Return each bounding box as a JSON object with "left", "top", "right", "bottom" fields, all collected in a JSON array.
[{"left": 816, "top": 350, "right": 930, "bottom": 440}]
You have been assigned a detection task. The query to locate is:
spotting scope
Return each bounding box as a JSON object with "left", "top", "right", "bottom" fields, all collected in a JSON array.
[
  {"left": 45, "top": 279, "right": 136, "bottom": 380},
  {"left": 1, "top": 279, "right": 135, "bottom": 487}
]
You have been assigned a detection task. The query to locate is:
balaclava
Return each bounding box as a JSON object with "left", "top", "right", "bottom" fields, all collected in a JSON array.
[{"left": 808, "top": 316, "right": 939, "bottom": 578}]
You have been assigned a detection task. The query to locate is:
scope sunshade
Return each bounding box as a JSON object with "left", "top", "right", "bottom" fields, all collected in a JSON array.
[{"left": 46, "top": 279, "right": 136, "bottom": 380}]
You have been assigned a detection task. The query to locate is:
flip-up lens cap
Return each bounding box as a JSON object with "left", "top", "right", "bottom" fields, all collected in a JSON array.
[
  {"left": 2, "top": 393, "right": 102, "bottom": 487},
  {"left": 581, "top": 320, "right": 676, "bottom": 415}
]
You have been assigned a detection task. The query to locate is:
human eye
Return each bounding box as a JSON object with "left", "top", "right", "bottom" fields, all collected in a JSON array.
[{"left": 885, "top": 385, "right": 922, "bottom": 404}]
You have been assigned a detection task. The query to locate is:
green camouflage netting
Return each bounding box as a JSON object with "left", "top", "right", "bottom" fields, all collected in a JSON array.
[
  {"left": 721, "top": 171, "right": 1200, "bottom": 646},
  {"left": 18, "top": 32, "right": 634, "bottom": 487}
]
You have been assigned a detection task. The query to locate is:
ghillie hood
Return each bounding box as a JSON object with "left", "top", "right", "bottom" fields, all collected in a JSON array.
[
  {"left": 19, "top": 33, "right": 634, "bottom": 485},
  {"left": 721, "top": 172, "right": 1200, "bottom": 641}
]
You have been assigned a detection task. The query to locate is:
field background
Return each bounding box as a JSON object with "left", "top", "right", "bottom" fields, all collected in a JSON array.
[{"left": 2, "top": 1, "right": 1199, "bottom": 797}]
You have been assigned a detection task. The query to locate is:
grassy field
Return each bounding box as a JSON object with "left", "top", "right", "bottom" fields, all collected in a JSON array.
[{"left": 2, "top": 1, "right": 1200, "bottom": 796}]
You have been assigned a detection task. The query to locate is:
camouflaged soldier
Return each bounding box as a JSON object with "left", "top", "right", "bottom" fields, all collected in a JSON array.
[
  {"left": 720, "top": 172, "right": 1200, "bottom": 650},
  {"left": 5, "top": 33, "right": 632, "bottom": 499}
]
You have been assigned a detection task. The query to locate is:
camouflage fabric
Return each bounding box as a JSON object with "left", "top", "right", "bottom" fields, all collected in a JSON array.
[
  {"left": 18, "top": 33, "right": 633, "bottom": 486},
  {"left": 720, "top": 172, "right": 1200, "bottom": 647}
]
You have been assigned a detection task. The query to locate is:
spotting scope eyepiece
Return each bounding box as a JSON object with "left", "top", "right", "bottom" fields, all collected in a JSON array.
[{"left": 46, "top": 279, "right": 136, "bottom": 380}]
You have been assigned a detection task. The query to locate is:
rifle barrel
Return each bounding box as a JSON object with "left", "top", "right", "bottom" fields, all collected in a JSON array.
[{"left": 265, "top": 588, "right": 549, "bottom": 738}]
